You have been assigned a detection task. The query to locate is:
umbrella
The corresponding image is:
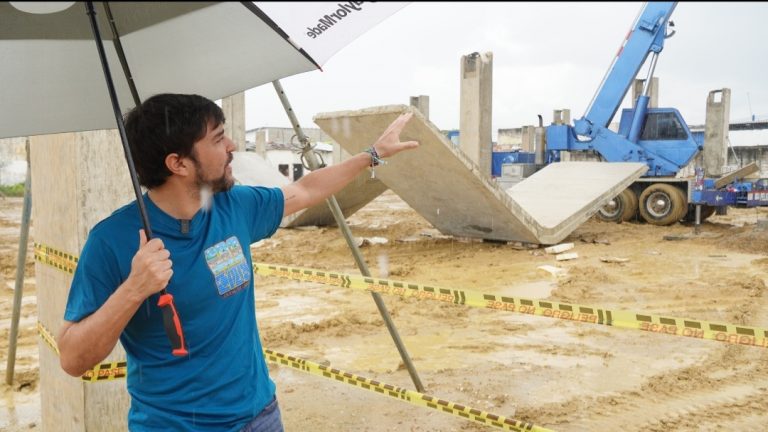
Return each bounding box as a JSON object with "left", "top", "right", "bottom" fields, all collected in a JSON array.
[
  {"left": 1, "top": 1, "right": 408, "bottom": 138},
  {"left": 0, "top": 1, "right": 408, "bottom": 355}
]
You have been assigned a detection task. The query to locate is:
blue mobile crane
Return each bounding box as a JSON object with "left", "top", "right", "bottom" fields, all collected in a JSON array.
[{"left": 541, "top": 1, "right": 768, "bottom": 225}]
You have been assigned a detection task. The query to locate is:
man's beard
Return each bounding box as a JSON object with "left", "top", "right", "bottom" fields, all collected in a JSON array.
[{"left": 191, "top": 153, "right": 234, "bottom": 194}]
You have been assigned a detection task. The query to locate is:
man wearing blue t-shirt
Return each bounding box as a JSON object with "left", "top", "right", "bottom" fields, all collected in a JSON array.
[{"left": 56, "top": 93, "right": 418, "bottom": 431}]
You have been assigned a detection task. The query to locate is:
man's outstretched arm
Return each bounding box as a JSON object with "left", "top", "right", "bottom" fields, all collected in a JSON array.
[{"left": 281, "top": 112, "right": 418, "bottom": 217}]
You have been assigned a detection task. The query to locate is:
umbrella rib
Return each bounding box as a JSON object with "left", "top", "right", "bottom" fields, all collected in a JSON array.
[
  {"left": 103, "top": 1, "right": 141, "bottom": 107},
  {"left": 238, "top": 1, "right": 323, "bottom": 71}
]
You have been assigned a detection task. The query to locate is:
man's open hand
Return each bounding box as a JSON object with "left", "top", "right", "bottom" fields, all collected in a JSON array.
[{"left": 371, "top": 112, "right": 419, "bottom": 158}]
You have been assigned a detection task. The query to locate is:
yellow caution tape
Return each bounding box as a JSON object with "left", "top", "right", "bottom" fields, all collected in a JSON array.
[
  {"left": 33, "top": 241, "right": 768, "bottom": 349},
  {"left": 36, "top": 321, "right": 60, "bottom": 356},
  {"left": 36, "top": 322, "right": 546, "bottom": 431},
  {"left": 253, "top": 263, "right": 768, "bottom": 350},
  {"left": 34, "top": 243, "right": 78, "bottom": 274},
  {"left": 32, "top": 243, "right": 768, "bottom": 349},
  {"left": 37, "top": 322, "right": 126, "bottom": 382},
  {"left": 264, "top": 349, "right": 551, "bottom": 432},
  {"left": 81, "top": 361, "right": 128, "bottom": 382}
]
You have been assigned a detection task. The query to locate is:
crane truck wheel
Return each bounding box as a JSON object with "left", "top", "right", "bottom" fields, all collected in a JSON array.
[
  {"left": 596, "top": 194, "right": 625, "bottom": 222},
  {"left": 620, "top": 188, "right": 638, "bottom": 222},
  {"left": 596, "top": 189, "right": 639, "bottom": 222},
  {"left": 670, "top": 186, "right": 689, "bottom": 222},
  {"left": 638, "top": 183, "right": 686, "bottom": 226}
]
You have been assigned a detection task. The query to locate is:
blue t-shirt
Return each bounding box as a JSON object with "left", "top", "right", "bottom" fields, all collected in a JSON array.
[{"left": 64, "top": 186, "right": 284, "bottom": 431}]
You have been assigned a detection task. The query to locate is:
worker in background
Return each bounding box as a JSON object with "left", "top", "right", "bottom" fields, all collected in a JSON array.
[{"left": 55, "top": 93, "right": 418, "bottom": 431}]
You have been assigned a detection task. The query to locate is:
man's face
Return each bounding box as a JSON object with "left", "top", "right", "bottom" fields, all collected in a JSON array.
[{"left": 189, "top": 120, "right": 235, "bottom": 193}]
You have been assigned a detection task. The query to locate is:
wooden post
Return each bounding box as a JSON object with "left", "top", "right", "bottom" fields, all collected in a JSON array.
[{"left": 30, "top": 130, "right": 133, "bottom": 431}]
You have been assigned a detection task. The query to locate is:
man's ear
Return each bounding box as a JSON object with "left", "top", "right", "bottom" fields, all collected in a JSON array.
[{"left": 165, "top": 153, "right": 191, "bottom": 177}]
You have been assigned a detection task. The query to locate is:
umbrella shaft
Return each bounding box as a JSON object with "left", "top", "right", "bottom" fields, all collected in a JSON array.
[
  {"left": 84, "top": 2, "right": 154, "bottom": 240},
  {"left": 85, "top": 2, "right": 187, "bottom": 357}
]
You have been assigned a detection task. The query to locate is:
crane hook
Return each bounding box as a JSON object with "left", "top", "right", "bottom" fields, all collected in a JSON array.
[{"left": 665, "top": 20, "right": 676, "bottom": 39}]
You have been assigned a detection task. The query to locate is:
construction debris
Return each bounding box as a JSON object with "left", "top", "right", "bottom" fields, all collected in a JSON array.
[
  {"left": 544, "top": 243, "right": 574, "bottom": 254},
  {"left": 599, "top": 257, "right": 630, "bottom": 264},
  {"left": 537, "top": 265, "right": 567, "bottom": 277},
  {"left": 555, "top": 252, "right": 579, "bottom": 261},
  {"left": 356, "top": 237, "right": 389, "bottom": 247}
]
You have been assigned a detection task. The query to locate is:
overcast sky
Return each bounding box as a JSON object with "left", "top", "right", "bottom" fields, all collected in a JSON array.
[{"left": 243, "top": 2, "right": 768, "bottom": 138}]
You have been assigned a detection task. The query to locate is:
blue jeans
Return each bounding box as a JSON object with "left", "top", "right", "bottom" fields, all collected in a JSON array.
[{"left": 240, "top": 397, "right": 284, "bottom": 432}]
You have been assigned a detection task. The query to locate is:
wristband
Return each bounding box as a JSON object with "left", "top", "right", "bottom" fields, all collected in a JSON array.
[{"left": 363, "top": 147, "right": 387, "bottom": 178}]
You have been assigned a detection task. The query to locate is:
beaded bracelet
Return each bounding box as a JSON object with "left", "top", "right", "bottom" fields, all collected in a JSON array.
[{"left": 363, "top": 146, "right": 386, "bottom": 178}]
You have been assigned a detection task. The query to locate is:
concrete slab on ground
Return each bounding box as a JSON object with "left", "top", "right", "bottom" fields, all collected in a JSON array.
[
  {"left": 505, "top": 161, "right": 648, "bottom": 243},
  {"left": 231, "top": 151, "right": 387, "bottom": 228},
  {"left": 314, "top": 105, "right": 647, "bottom": 244}
]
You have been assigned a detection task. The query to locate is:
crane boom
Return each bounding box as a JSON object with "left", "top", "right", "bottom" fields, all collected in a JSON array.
[
  {"left": 574, "top": 2, "right": 677, "bottom": 137},
  {"left": 507, "top": 1, "right": 768, "bottom": 227}
]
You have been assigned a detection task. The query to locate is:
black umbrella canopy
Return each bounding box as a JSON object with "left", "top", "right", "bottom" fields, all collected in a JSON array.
[{"left": 0, "top": 2, "right": 319, "bottom": 138}]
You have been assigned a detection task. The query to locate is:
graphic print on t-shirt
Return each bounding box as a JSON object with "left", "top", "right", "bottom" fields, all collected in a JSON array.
[{"left": 204, "top": 236, "right": 251, "bottom": 297}]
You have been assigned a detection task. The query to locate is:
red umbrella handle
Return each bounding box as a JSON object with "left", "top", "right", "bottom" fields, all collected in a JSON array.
[{"left": 157, "top": 293, "right": 188, "bottom": 356}]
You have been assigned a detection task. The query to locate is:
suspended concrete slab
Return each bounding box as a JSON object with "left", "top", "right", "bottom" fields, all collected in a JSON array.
[
  {"left": 231, "top": 151, "right": 387, "bottom": 228},
  {"left": 314, "top": 105, "right": 647, "bottom": 245}
]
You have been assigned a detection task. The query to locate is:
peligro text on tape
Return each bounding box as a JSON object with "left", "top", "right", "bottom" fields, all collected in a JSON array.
[
  {"left": 264, "top": 349, "right": 551, "bottom": 432},
  {"left": 81, "top": 361, "right": 128, "bottom": 382},
  {"left": 253, "top": 263, "right": 768, "bottom": 350},
  {"left": 36, "top": 322, "right": 548, "bottom": 431}
]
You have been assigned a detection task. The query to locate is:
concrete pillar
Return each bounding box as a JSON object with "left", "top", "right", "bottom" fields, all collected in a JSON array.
[
  {"left": 553, "top": 109, "right": 571, "bottom": 126},
  {"left": 521, "top": 126, "right": 535, "bottom": 152},
  {"left": 254, "top": 128, "right": 268, "bottom": 157},
  {"left": 30, "top": 130, "right": 134, "bottom": 431},
  {"left": 632, "top": 77, "right": 659, "bottom": 108},
  {"left": 459, "top": 52, "right": 493, "bottom": 177},
  {"left": 409, "top": 95, "right": 430, "bottom": 120},
  {"left": 703, "top": 88, "right": 731, "bottom": 176},
  {"left": 553, "top": 109, "right": 572, "bottom": 161},
  {"left": 222, "top": 92, "right": 246, "bottom": 151},
  {"left": 0, "top": 136, "right": 28, "bottom": 186},
  {"left": 534, "top": 126, "right": 546, "bottom": 165}
]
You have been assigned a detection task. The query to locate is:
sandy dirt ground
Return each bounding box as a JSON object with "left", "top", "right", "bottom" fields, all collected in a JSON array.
[{"left": 1, "top": 190, "right": 768, "bottom": 431}]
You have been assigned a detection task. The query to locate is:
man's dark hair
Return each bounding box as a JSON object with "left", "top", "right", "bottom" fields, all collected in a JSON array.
[{"left": 124, "top": 93, "right": 225, "bottom": 189}]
